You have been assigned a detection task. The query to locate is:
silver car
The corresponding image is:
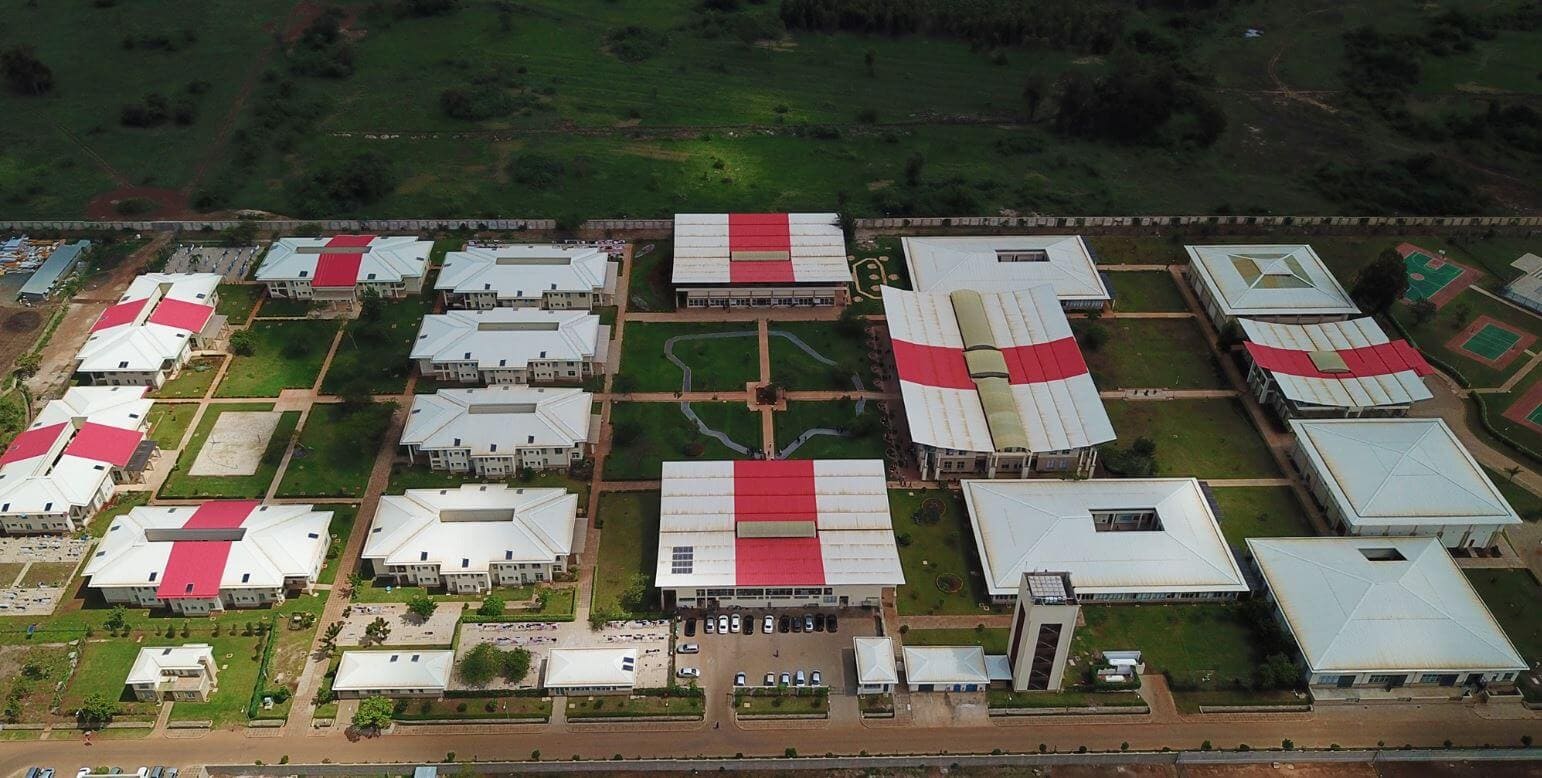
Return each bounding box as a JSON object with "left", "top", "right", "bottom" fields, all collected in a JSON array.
[
  {"left": 717, "top": 615, "right": 729, "bottom": 634},
  {"left": 730, "top": 613, "right": 741, "bottom": 633}
]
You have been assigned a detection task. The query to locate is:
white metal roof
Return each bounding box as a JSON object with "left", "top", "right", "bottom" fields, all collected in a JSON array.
[
  {"left": 1247, "top": 537, "right": 1525, "bottom": 674},
  {"left": 125, "top": 644, "right": 215, "bottom": 686},
  {"left": 853, "top": 637, "right": 899, "bottom": 686},
  {"left": 1292, "top": 418, "right": 1521, "bottom": 530},
  {"left": 411, "top": 308, "right": 607, "bottom": 370},
  {"left": 1240, "top": 318, "right": 1434, "bottom": 408},
  {"left": 671, "top": 213, "right": 848, "bottom": 285},
  {"left": 654, "top": 459, "right": 903, "bottom": 589},
  {"left": 882, "top": 284, "right": 1115, "bottom": 454},
  {"left": 1186, "top": 244, "right": 1359, "bottom": 317},
  {"left": 363, "top": 484, "right": 577, "bottom": 573},
  {"left": 437, "top": 244, "right": 615, "bottom": 302},
  {"left": 0, "top": 387, "right": 151, "bottom": 517},
  {"left": 333, "top": 650, "right": 454, "bottom": 693},
  {"left": 543, "top": 648, "right": 637, "bottom": 689},
  {"left": 256, "top": 236, "right": 431, "bottom": 286},
  {"left": 963, "top": 478, "right": 1248, "bottom": 598},
  {"left": 75, "top": 273, "right": 223, "bottom": 374},
  {"left": 402, "top": 386, "right": 594, "bottom": 456},
  {"left": 902, "top": 645, "right": 990, "bottom": 686},
  {"left": 83, "top": 503, "right": 330, "bottom": 592},
  {"left": 902, "top": 235, "right": 1109, "bottom": 302},
  {"left": 1506, "top": 253, "right": 1542, "bottom": 306}
]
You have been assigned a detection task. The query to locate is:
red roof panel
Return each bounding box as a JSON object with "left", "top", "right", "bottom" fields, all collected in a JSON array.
[
  {"left": 62, "top": 422, "right": 144, "bottom": 467},
  {"left": 155, "top": 500, "right": 260, "bottom": 599},
  {"left": 311, "top": 234, "right": 376, "bottom": 288},
  {"left": 146, "top": 297, "right": 215, "bottom": 333},
  {"left": 0, "top": 422, "right": 69, "bottom": 466},
  {"left": 892, "top": 339, "right": 974, "bottom": 390},
  {"left": 735, "top": 536, "right": 825, "bottom": 585},
  {"left": 90, "top": 299, "right": 149, "bottom": 333},
  {"left": 1002, "top": 337, "right": 1089, "bottom": 384},
  {"left": 727, "top": 213, "right": 792, "bottom": 253},
  {"left": 1246, "top": 340, "right": 1434, "bottom": 380},
  {"left": 731, "top": 460, "right": 825, "bottom": 585}
]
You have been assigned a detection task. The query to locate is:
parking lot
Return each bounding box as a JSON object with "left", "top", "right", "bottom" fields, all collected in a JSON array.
[{"left": 674, "top": 609, "right": 880, "bottom": 696}]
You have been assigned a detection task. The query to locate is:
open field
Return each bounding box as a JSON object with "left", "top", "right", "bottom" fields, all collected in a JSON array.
[
  {"left": 320, "top": 294, "right": 433, "bottom": 395},
  {"left": 159, "top": 402, "right": 298, "bottom": 499},
  {"left": 591, "top": 491, "right": 661, "bottom": 618},
  {"left": 1107, "top": 271, "right": 1188, "bottom": 312},
  {"left": 1465, "top": 569, "right": 1542, "bottom": 664},
  {"left": 275, "top": 402, "right": 396, "bottom": 497},
  {"left": 145, "top": 402, "right": 197, "bottom": 449},
  {"left": 604, "top": 401, "right": 761, "bottom": 481},
  {"left": 1077, "top": 319, "right": 1225, "bottom": 391},
  {"left": 767, "top": 321, "right": 869, "bottom": 391},
  {"left": 773, "top": 400, "right": 886, "bottom": 460},
  {"left": 1103, "top": 399, "right": 1280, "bottom": 479},
  {"left": 617, "top": 322, "right": 760, "bottom": 393},
  {"left": 216, "top": 320, "right": 337, "bottom": 398},
  {"left": 1209, "top": 486, "right": 1315, "bottom": 548},
  {"left": 1073, "top": 604, "right": 1257, "bottom": 687},
  {"left": 889, "top": 489, "right": 990, "bottom": 616},
  {"left": 216, "top": 284, "right": 261, "bottom": 325},
  {"left": 151, "top": 356, "right": 223, "bottom": 399}
]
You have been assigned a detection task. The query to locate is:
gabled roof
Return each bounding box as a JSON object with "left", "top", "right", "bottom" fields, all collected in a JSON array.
[
  {"left": 544, "top": 648, "right": 637, "bottom": 689},
  {"left": 902, "top": 645, "right": 990, "bottom": 686},
  {"left": 363, "top": 484, "right": 577, "bottom": 572},
  {"left": 654, "top": 459, "right": 903, "bottom": 590},
  {"left": 882, "top": 284, "right": 1115, "bottom": 454},
  {"left": 411, "top": 308, "right": 606, "bottom": 370},
  {"left": 76, "top": 273, "right": 222, "bottom": 374},
  {"left": 256, "top": 236, "right": 431, "bottom": 287},
  {"left": 0, "top": 387, "right": 151, "bottom": 516},
  {"left": 1187, "top": 244, "right": 1359, "bottom": 317},
  {"left": 1247, "top": 537, "right": 1525, "bottom": 673},
  {"left": 902, "top": 235, "right": 1109, "bottom": 302},
  {"left": 1241, "top": 318, "right": 1434, "bottom": 408},
  {"left": 1291, "top": 418, "right": 1520, "bottom": 529},
  {"left": 672, "top": 213, "right": 848, "bottom": 285},
  {"left": 401, "top": 386, "right": 593, "bottom": 455},
  {"left": 854, "top": 637, "right": 899, "bottom": 686},
  {"left": 437, "top": 245, "right": 613, "bottom": 300},
  {"left": 333, "top": 651, "right": 454, "bottom": 692},
  {"left": 125, "top": 644, "right": 215, "bottom": 686},
  {"left": 963, "top": 478, "right": 1248, "bottom": 598}
]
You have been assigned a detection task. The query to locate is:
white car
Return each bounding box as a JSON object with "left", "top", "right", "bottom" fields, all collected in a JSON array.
[
  {"left": 763, "top": 673, "right": 776, "bottom": 687},
  {"left": 677, "top": 643, "right": 699, "bottom": 654},
  {"left": 763, "top": 614, "right": 774, "bottom": 633},
  {"left": 794, "top": 669, "right": 807, "bottom": 687},
  {"left": 803, "top": 614, "right": 814, "bottom": 632},
  {"left": 779, "top": 672, "right": 791, "bottom": 686},
  {"left": 734, "top": 672, "right": 747, "bottom": 686},
  {"left": 730, "top": 613, "right": 741, "bottom": 633},
  {"left": 717, "top": 615, "right": 729, "bottom": 634},
  {"left": 704, "top": 617, "right": 716, "bottom": 634},
  {"left": 811, "top": 670, "right": 823, "bottom": 686},
  {"left": 676, "top": 667, "right": 700, "bottom": 678}
]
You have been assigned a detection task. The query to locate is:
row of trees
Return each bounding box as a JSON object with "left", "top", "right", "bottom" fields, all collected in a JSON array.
[{"left": 778, "top": 0, "right": 1127, "bottom": 55}]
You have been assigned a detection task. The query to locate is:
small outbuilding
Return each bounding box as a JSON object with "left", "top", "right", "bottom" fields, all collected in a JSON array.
[
  {"left": 853, "top": 637, "right": 899, "bottom": 694},
  {"left": 332, "top": 651, "right": 455, "bottom": 699},
  {"left": 543, "top": 648, "right": 637, "bottom": 695}
]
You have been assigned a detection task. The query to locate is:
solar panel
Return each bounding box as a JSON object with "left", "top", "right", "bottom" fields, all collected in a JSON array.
[{"left": 670, "top": 545, "right": 694, "bottom": 574}]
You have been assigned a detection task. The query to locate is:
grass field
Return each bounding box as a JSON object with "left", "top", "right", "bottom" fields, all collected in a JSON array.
[
  {"left": 604, "top": 402, "right": 761, "bottom": 481},
  {"left": 627, "top": 243, "right": 674, "bottom": 313},
  {"left": 216, "top": 284, "right": 261, "bottom": 325},
  {"left": 767, "top": 321, "right": 869, "bottom": 391},
  {"left": 158, "top": 402, "right": 298, "bottom": 499},
  {"left": 1209, "top": 486, "right": 1315, "bottom": 548},
  {"left": 274, "top": 402, "right": 395, "bottom": 498},
  {"left": 889, "top": 489, "right": 991, "bottom": 616},
  {"left": 1107, "top": 271, "right": 1189, "bottom": 312},
  {"left": 320, "top": 295, "right": 433, "bottom": 395},
  {"left": 256, "top": 297, "right": 312, "bottom": 318},
  {"left": 617, "top": 322, "right": 760, "bottom": 393},
  {"left": 902, "top": 627, "right": 1010, "bottom": 655},
  {"left": 316, "top": 504, "right": 360, "bottom": 586},
  {"left": 1072, "top": 604, "right": 1258, "bottom": 686},
  {"left": 145, "top": 402, "right": 197, "bottom": 449},
  {"left": 1392, "top": 288, "right": 1541, "bottom": 389},
  {"left": 1077, "top": 319, "right": 1225, "bottom": 390},
  {"left": 591, "top": 492, "right": 661, "bottom": 618},
  {"left": 151, "top": 356, "right": 223, "bottom": 399},
  {"left": 1103, "top": 399, "right": 1279, "bottom": 479},
  {"left": 383, "top": 463, "right": 592, "bottom": 514},
  {"left": 773, "top": 400, "right": 886, "bottom": 460},
  {"left": 216, "top": 320, "right": 338, "bottom": 398},
  {"left": 1485, "top": 467, "right": 1542, "bottom": 521},
  {"left": 1465, "top": 569, "right": 1542, "bottom": 664}
]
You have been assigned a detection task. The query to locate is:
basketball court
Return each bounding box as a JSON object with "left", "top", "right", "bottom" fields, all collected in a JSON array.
[
  {"left": 1502, "top": 380, "right": 1542, "bottom": 436},
  {"left": 1399, "top": 242, "right": 1475, "bottom": 307}
]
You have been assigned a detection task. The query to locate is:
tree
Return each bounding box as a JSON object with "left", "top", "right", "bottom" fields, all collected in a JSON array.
[
  {"left": 618, "top": 573, "right": 651, "bottom": 612},
  {"left": 104, "top": 605, "right": 129, "bottom": 632},
  {"left": 1, "top": 45, "right": 54, "bottom": 96},
  {"left": 1078, "top": 323, "right": 1108, "bottom": 352},
  {"left": 1408, "top": 298, "right": 1437, "bottom": 326},
  {"left": 320, "top": 621, "right": 343, "bottom": 654},
  {"left": 502, "top": 647, "right": 531, "bottom": 683},
  {"left": 1022, "top": 74, "right": 1046, "bottom": 120},
  {"left": 229, "top": 328, "right": 256, "bottom": 356},
  {"left": 457, "top": 643, "right": 502, "bottom": 687},
  {"left": 1351, "top": 247, "right": 1411, "bottom": 315},
  {"left": 352, "top": 695, "right": 394, "bottom": 731},
  {"left": 903, "top": 152, "right": 924, "bottom": 186},
  {"left": 611, "top": 419, "right": 642, "bottom": 446},
  {"left": 13, "top": 352, "right": 40, "bottom": 378},
  {"left": 363, "top": 616, "right": 391, "bottom": 645},
  {"left": 406, "top": 594, "right": 437, "bottom": 622},
  {"left": 78, "top": 693, "right": 119, "bottom": 724},
  {"left": 477, "top": 595, "right": 506, "bottom": 618}
]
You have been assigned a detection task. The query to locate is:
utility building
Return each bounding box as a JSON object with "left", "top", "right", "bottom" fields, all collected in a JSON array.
[{"left": 1007, "top": 572, "right": 1079, "bottom": 692}]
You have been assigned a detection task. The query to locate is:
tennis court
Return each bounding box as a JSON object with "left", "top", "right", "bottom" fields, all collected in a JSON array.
[
  {"left": 1404, "top": 249, "right": 1464, "bottom": 301},
  {"left": 1461, "top": 323, "right": 1523, "bottom": 361},
  {"left": 1529, "top": 405, "right": 1542, "bottom": 426}
]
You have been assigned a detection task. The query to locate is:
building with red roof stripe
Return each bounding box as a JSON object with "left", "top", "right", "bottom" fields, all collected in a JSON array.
[
  {"left": 75, "top": 273, "right": 225, "bottom": 389},
  {"left": 654, "top": 459, "right": 902, "bottom": 609},
  {"left": 1238, "top": 317, "right": 1434, "bottom": 419},
  {"left": 257, "top": 236, "right": 432, "bottom": 302},
  {"left": 671, "top": 213, "right": 851, "bottom": 308}
]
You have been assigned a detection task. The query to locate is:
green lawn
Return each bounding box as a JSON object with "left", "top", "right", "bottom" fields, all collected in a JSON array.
[
  {"left": 989, "top": 689, "right": 1147, "bottom": 709},
  {"left": 604, "top": 402, "right": 761, "bottom": 481},
  {"left": 1108, "top": 271, "right": 1189, "bottom": 312},
  {"left": 767, "top": 321, "right": 869, "bottom": 391},
  {"left": 626, "top": 242, "right": 674, "bottom": 313},
  {"left": 256, "top": 297, "right": 312, "bottom": 318},
  {"left": 57, "top": 640, "right": 163, "bottom": 722},
  {"left": 1103, "top": 399, "right": 1279, "bottom": 479},
  {"left": 145, "top": 402, "right": 197, "bottom": 449},
  {"left": 1209, "top": 486, "right": 1315, "bottom": 548},
  {"left": 1072, "top": 604, "right": 1259, "bottom": 686},
  {"left": 733, "top": 689, "right": 828, "bottom": 716},
  {"left": 772, "top": 400, "right": 886, "bottom": 460},
  {"left": 85, "top": 492, "right": 151, "bottom": 537},
  {"left": 58, "top": 631, "right": 271, "bottom": 728},
  {"left": 383, "top": 463, "right": 592, "bottom": 514},
  {"left": 1480, "top": 366, "right": 1542, "bottom": 462},
  {"left": 216, "top": 284, "right": 261, "bottom": 325},
  {"left": 158, "top": 402, "right": 299, "bottom": 499},
  {"left": 617, "top": 322, "right": 760, "bottom": 393},
  {"left": 567, "top": 692, "right": 702, "bottom": 719},
  {"left": 1484, "top": 466, "right": 1542, "bottom": 521},
  {"left": 394, "top": 695, "right": 551, "bottom": 721},
  {"left": 1076, "top": 319, "right": 1225, "bottom": 390},
  {"left": 274, "top": 402, "right": 395, "bottom": 498},
  {"left": 1465, "top": 569, "right": 1542, "bottom": 664},
  {"left": 151, "top": 356, "right": 223, "bottom": 399},
  {"left": 591, "top": 492, "right": 661, "bottom": 618},
  {"left": 316, "top": 503, "right": 360, "bottom": 585},
  {"left": 216, "top": 320, "right": 337, "bottom": 397},
  {"left": 902, "top": 627, "right": 1009, "bottom": 655},
  {"left": 890, "top": 489, "right": 992, "bottom": 616},
  {"left": 1391, "top": 287, "right": 1541, "bottom": 389},
  {"left": 320, "top": 294, "right": 434, "bottom": 395}
]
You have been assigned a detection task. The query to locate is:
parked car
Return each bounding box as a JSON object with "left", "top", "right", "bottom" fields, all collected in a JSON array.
[
  {"left": 763, "top": 673, "right": 776, "bottom": 687},
  {"left": 729, "top": 614, "right": 741, "bottom": 633},
  {"left": 717, "top": 615, "right": 729, "bottom": 634},
  {"left": 811, "top": 670, "right": 823, "bottom": 686},
  {"left": 744, "top": 615, "right": 754, "bottom": 635},
  {"left": 683, "top": 618, "right": 696, "bottom": 637},
  {"left": 803, "top": 614, "right": 815, "bottom": 632},
  {"left": 778, "top": 615, "right": 791, "bottom": 633},
  {"left": 676, "top": 667, "right": 700, "bottom": 678},
  {"left": 813, "top": 614, "right": 825, "bottom": 632},
  {"left": 763, "top": 614, "right": 775, "bottom": 633},
  {"left": 704, "top": 616, "right": 716, "bottom": 634},
  {"left": 677, "top": 643, "right": 699, "bottom": 654},
  {"left": 791, "top": 616, "right": 803, "bottom": 633},
  {"left": 734, "top": 672, "right": 747, "bottom": 686},
  {"left": 794, "top": 669, "right": 807, "bottom": 687},
  {"left": 779, "top": 672, "right": 791, "bottom": 687},
  {"left": 827, "top": 615, "right": 838, "bottom": 633}
]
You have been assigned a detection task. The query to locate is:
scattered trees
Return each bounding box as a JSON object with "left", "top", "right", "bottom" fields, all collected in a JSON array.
[
  {"left": 456, "top": 643, "right": 532, "bottom": 687},
  {"left": 0, "top": 45, "right": 53, "bottom": 96},
  {"left": 1350, "top": 248, "right": 1411, "bottom": 315},
  {"left": 477, "top": 594, "right": 506, "bottom": 618},
  {"left": 352, "top": 695, "right": 394, "bottom": 730},
  {"left": 406, "top": 593, "right": 438, "bottom": 622},
  {"left": 1101, "top": 436, "right": 1156, "bottom": 476}
]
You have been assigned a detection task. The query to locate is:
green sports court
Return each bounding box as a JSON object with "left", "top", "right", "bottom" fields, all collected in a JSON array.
[
  {"left": 1403, "top": 249, "right": 1465, "bottom": 301},
  {"left": 1460, "top": 323, "right": 1523, "bottom": 361}
]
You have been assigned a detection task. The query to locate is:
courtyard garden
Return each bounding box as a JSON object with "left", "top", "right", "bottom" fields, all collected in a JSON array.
[
  {"left": 1102, "top": 399, "right": 1279, "bottom": 479},
  {"left": 158, "top": 402, "right": 300, "bottom": 499},
  {"left": 604, "top": 402, "right": 761, "bottom": 481},
  {"left": 216, "top": 320, "right": 338, "bottom": 397},
  {"left": 773, "top": 400, "right": 886, "bottom": 460},
  {"left": 616, "top": 322, "right": 760, "bottom": 393},
  {"left": 1076, "top": 319, "right": 1226, "bottom": 390},
  {"left": 767, "top": 320, "right": 869, "bottom": 391},
  {"left": 591, "top": 492, "right": 661, "bottom": 620},
  {"left": 275, "top": 402, "right": 396, "bottom": 498},
  {"left": 889, "top": 489, "right": 992, "bottom": 616}
]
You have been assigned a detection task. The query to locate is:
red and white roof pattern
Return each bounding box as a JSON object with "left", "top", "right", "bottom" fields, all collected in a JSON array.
[
  {"left": 882, "top": 284, "right": 1115, "bottom": 453},
  {"left": 0, "top": 387, "right": 150, "bottom": 517},
  {"left": 654, "top": 460, "right": 903, "bottom": 589},
  {"left": 76, "top": 273, "right": 221, "bottom": 374},
  {"left": 1240, "top": 318, "right": 1434, "bottom": 408},
  {"left": 256, "top": 235, "right": 431, "bottom": 289},
  {"left": 84, "top": 501, "right": 329, "bottom": 598},
  {"left": 672, "top": 213, "right": 849, "bottom": 285}
]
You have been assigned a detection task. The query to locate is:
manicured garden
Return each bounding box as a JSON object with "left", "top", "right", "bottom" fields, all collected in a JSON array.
[
  {"left": 394, "top": 694, "right": 551, "bottom": 721},
  {"left": 274, "top": 402, "right": 396, "bottom": 497},
  {"left": 215, "top": 283, "right": 261, "bottom": 325},
  {"left": 773, "top": 400, "right": 886, "bottom": 460},
  {"left": 767, "top": 320, "right": 869, "bottom": 391},
  {"left": 902, "top": 627, "right": 1009, "bottom": 654},
  {"left": 733, "top": 688, "right": 829, "bottom": 716},
  {"left": 145, "top": 402, "right": 197, "bottom": 449},
  {"left": 565, "top": 690, "right": 703, "bottom": 719},
  {"left": 616, "top": 322, "right": 760, "bottom": 393},
  {"left": 604, "top": 402, "right": 761, "bottom": 481},
  {"left": 216, "top": 320, "right": 338, "bottom": 397},
  {"left": 151, "top": 356, "right": 223, "bottom": 399},
  {"left": 158, "top": 402, "right": 300, "bottom": 499},
  {"left": 889, "top": 489, "right": 992, "bottom": 616},
  {"left": 590, "top": 492, "right": 661, "bottom": 619},
  {"left": 320, "top": 293, "right": 434, "bottom": 395},
  {"left": 1209, "top": 486, "right": 1315, "bottom": 547},
  {"left": 1102, "top": 399, "right": 1279, "bottom": 479},
  {"left": 1105, "top": 270, "right": 1189, "bottom": 312},
  {"left": 988, "top": 689, "right": 1146, "bottom": 709},
  {"left": 1076, "top": 319, "right": 1225, "bottom": 390}
]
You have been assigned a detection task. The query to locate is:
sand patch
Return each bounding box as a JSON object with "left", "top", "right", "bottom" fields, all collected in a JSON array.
[{"left": 190, "top": 411, "right": 281, "bottom": 476}]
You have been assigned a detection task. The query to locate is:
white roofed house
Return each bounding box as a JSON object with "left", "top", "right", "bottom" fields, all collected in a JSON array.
[
  {"left": 1239, "top": 318, "right": 1434, "bottom": 419},
  {"left": 125, "top": 644, "right": 218, "bottom": 702},
  {"left": 332, "top": 650, "right": 454, "bottom": 698},
  {"left": 362, "top": 484, "right": 577, "bottom": 593},
  {"left": 256, "top": 235, "right": 431, "bottom": 301},
  {"left": 74, "top": 273, "right": 226, "bottom": 388},
  {"left": 655, "top": 460, "right": 903, "bottom": 610},
  {"left": 543, "top": 648, "right": 637, "bottom": 695},
  {"left": 1500, "top": 252, "right": 1542, "bottom": 314},
  {"left": 1290, "top": 418, "right": 1521, "bottom": 550},
  {"left": 963, "top": 478, "right": 1248, "bottom": 603},
  {"left": 672, "top": 213, "right": 850, "bottom": 308},
  {"left": 1247, "top": 537, "right": 1526, "bottom": 699},
  {"left": 401, "top": 386, "right": 597, "bottom": 477},
  {"left": 437, "top": 244, "right": 618, "bottom": 310},
  {"left": 853, "top": 637, "right": 899, "bottom": 694},
  {"left": 901, "top": 645, "right": 998, "bottom": 692},
  {"left": 1185, "top": 245, "right": 1360, "bottom": 332},
  {"left": 0, "top": 387, "right": 155, "bottom": 535},
  {"left": 881, "top": 285, "right": 1116, "bottom": 480},
  {"left": 83, "top": 501, "right": 331, "bottom": 614},
  {"left": 411, "top": 308, "right": 609, "bottom": 386},
  {"left": 902, "top": 235, "right": 1110, "bottom": 311}
]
